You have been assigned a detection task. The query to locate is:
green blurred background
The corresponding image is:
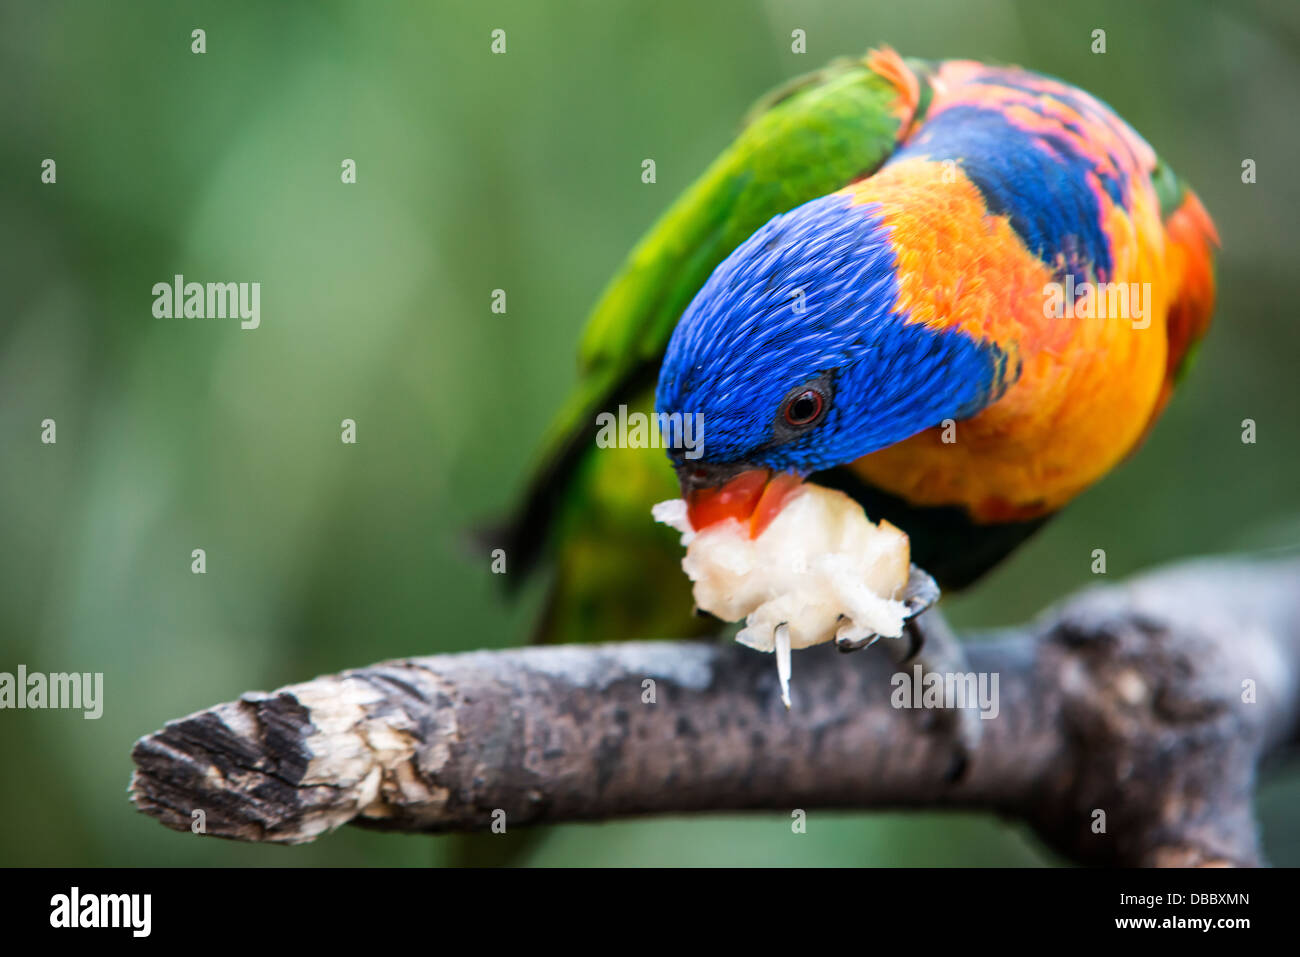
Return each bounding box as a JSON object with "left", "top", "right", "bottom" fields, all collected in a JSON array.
[{"left": 2, "top": 0, "right": 1297, "bottom": 866}]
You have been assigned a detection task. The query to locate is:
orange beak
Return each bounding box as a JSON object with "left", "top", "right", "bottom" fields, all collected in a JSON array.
[{"left": 683, "top": 468, "right": 803, "bottom": 539}]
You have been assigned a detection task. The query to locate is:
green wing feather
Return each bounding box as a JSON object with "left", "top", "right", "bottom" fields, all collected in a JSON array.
[{"left": 578, "top": 58, "right": 907, "bottom": 376}]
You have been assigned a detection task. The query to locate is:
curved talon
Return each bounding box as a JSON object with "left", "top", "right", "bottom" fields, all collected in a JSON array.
[
  {"left": 893, "top": 566, "right": 941, "bottom": 663},
  {"left": 899, "top": 617, "right": 926, "bottom": 663},
  {"left": 835, "top": 632, "right": 879, "bottom": 653},
  {"left": 901, "top": 564, "right": 941, "bottom": 619}
]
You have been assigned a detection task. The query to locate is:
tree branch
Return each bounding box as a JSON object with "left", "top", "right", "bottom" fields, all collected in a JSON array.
[{"left": 130, "top": 554, "right": 1300, "bottom": 865}]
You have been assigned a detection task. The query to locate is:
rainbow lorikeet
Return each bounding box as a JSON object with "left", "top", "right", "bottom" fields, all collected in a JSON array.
[{"left": 498, "top": 48, "right": 1218, "bottom": 647}]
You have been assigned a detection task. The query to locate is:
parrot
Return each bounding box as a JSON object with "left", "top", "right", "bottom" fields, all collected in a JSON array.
[
  {"left": 496, "top": 46, "right": 1218, "bottom": 650},
  {"left": 454, "top": 47, "right": 1218, "bottom": 866}
]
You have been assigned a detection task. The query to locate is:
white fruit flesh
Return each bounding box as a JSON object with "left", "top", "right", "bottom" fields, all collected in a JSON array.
[{"left": 652, "top": 483, "right": 911, "bottom": 675}]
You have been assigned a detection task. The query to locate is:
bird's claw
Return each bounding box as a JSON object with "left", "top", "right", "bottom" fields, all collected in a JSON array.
[
  {"left": 835, "top": 629, "right": 879, "bottom": 653},
  {"left": 901, "top": 563, "right": 941, "bottom": 617},
  {"left": 834, "top": 564, "right": 940, "bottom": 655}
]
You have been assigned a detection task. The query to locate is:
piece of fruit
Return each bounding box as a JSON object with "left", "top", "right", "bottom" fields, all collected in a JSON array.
[{"left": 653, "top": 482, "right": 911, "bottom": 707}]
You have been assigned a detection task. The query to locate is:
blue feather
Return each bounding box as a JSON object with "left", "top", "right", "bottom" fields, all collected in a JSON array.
[{"left": 655, "top": 193, "right": 1007, "bottom": 474}]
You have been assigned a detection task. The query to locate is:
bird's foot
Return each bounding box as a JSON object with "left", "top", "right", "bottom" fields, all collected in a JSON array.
[{"left": 834, "top": 563, "right": 940, "bottom": 654}]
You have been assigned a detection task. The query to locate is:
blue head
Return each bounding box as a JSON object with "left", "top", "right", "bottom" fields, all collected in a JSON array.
[{"left": 654, "top": 192, "right": 1006, "bottom": 528}]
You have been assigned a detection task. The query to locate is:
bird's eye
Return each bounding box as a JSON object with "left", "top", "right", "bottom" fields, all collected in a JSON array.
[{"left": 784, "top": 389, "right": 824, "bottom": 426}]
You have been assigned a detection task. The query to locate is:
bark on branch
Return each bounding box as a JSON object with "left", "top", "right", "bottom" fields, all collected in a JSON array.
[{"left": 130, "top": 554, "right": 1300, "bottom": 866}]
